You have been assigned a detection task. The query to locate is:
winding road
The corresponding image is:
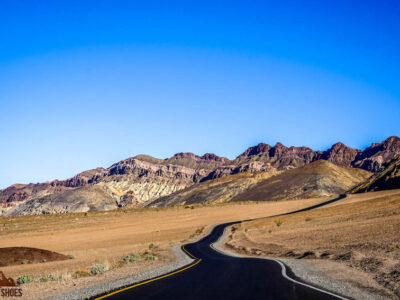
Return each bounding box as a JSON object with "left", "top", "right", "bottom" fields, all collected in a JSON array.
[{"left": 96, "top": 196, "right": 348, "bottom": 300}]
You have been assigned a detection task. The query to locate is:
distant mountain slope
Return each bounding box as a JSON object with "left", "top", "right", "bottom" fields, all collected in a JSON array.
[
  {"left": 5, "top": 185, "right": 121, "bottom": 216},
  {"left": 351, "top": 156, "right": 400, "bottom": 193},
  {"left": 230, "top": 160, "right": 372, "bottom": 202},
  {"left": 147, "top": 170, "right": 279, "bottom": 207}
]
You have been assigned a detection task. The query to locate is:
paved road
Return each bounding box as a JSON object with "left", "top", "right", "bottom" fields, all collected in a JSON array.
[{"left": 97, "top": 196, "right": 347, "bottom": 300}]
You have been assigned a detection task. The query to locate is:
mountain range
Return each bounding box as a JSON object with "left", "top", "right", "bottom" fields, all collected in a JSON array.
[{"left": 1, "top": 136, "right": 399, "bottom": 216}]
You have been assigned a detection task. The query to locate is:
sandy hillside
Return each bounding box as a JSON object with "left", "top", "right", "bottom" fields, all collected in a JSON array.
[
  {"left": 0, "top": 198, "right": 328, "bottom": 299},
  {"left": 231, "top": 160, "right": 371, "bottom": 202},
  {"left": 225, "top": 190, "right": 400, "bottom": 299}
]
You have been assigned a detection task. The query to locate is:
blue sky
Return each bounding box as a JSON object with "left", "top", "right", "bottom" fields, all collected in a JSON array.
[{"left": 1, "top": 1, "right": 400, "bottom": 188}]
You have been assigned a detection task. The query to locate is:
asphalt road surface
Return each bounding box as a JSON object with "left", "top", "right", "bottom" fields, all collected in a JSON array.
[{"left": 96, "top": 196, "right": 348, "bottom": 300}]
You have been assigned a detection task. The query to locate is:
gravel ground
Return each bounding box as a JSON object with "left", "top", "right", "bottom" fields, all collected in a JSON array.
[
  {"left": 42, "top": 225, "right": 218, "bottom": 300},
  {"left": 212, "top": 225, "right": 388, "bottom": 300},
  {"left": 43, "top": 245, "right": 194, "bottom": 300}
]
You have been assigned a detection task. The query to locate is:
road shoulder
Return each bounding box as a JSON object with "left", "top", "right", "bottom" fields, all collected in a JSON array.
[{"left": 211, "top": 224, "right": 388, "bottom": 300}]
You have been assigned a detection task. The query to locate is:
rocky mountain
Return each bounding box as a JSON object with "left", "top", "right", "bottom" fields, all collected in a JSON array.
[
  {"left": 351, "top": 155, "right": 400, "bottom": 193},
  {"left": 0, "top": 153, "right": 230, "bottom": 215},
  {"left": 319, "top": 142, "right": 361, "bottom": 167},
  {"left": 1, "top": 136, "right": 399, "bottom": 215},
  {"left": 230, "top": 160, "right": 372, "bottom": 203},
  {"left": 352, "top": 136, "right": 400, "bottom": 172},
  {"left": 234, "top": 136, "right": 400, "bottom": 172},
  {"left": 234, "top": 143, "right": 319, "bottom": 169}
]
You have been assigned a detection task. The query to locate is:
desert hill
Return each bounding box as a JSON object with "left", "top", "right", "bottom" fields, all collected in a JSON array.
[
  {"left": 351, "top": 155, "right": 400, "bottom": 193},
  {"left": 147, "top": 170, "right": 279, "bottom": 207},
  {"left": 230, "top": 160, "right": 372, "bottom": 202},
  {"left": 149, "top": 160, "right": 371, "bottom": 207},
  {"left": 5, "top": 185, "right": 124, "bottom": 216},
  {"left": 1, "top": 136, "right": 398, "bottom": 216}
]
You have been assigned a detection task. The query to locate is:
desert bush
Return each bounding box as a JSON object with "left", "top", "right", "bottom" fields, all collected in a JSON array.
[
  {"left": 90, "top": 263, "right": 108, "bottom": 275},
  {"left": 274, "top": 220, "right": 283, "bottom": 227},
  {"left": 72, "top": 270, "right": 91, "bottom": 279},
  {"left": 113, "top": 260, "right": 126, "bottom": 268},
  {"left": 17, "top": 275, "right": 32, "bottom": 284},
  {"left": 21, "top": 259, "right": 29, "bottom": 264},
  {"left": 39, "top": 274, "right": 59, "bottom": 282},
  {"left": 144, "top": 254, "right": 157, "bottom": 261},
  {"left": 148, "top": 243, "right": 157, "bottom": 250},
  {"left": 123, "top": 253, "right": 141, "bottom": 263},
  {"left": 305, "top": 217, "right": 312, "bottom": 222},
  {"left": 387, "top": 244, "right": 400, "bottom": 252},
  {"left": 68, "top": 254, "right": 75, "bottom": 259}
]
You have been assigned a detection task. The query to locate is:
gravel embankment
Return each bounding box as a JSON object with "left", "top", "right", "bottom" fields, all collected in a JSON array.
[{"left": 211, "top": 225, "right": 388, "bottom": 300}]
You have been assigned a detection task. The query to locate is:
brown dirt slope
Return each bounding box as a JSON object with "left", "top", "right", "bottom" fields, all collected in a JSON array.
[
  {"left": 147, "top": 171, "right": 279, "bottom": 207},
  {"left": 352, "top": 156, "right": 400, "bottom": 193},
  {"left": 231, "top": 160, "right": 372, "bottom": 202},
  {"left": 0, "top": 247, "right": 68, "bottom": 267}
]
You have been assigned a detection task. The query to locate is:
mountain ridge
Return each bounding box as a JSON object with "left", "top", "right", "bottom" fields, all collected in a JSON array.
[{"left": 1, "top": 136, "right": 399, "bottom": 215}]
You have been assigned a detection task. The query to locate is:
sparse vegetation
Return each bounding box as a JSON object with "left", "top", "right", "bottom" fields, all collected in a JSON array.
[
  {"left": 274, "top": 220, "right": 283, "bottom": 227},
  {"left": 144, "top": 254, "right": 157, "bottom": 261},
  {"left": 72, "top": 270, "right": 91, "bottom": 279},
  {"left": 113, "top": 260, "right": 126, "bottom": 268},
  {"left": 21, "top": 259, "right": 29, "bottom": 264},
  {"left": 148, "top": 243, "right": 157, "bottom": 250},
  {"left": 39, "top": 274, "right": 59, "bottom": 282},
  {"left": 90, "top": 263, "right": 108, "bottom": 275},
  {"left": 68, "top": 254, "right": 75, "bottom": 259},
  {"left": 305, "top": 217, "right": 312, "bottom": 222},
  {"left": 17, "top": 275, "right": 32, "bottom": 284},
  {"left": 123, "top": 253, "right": 141, "bottom": 263}
]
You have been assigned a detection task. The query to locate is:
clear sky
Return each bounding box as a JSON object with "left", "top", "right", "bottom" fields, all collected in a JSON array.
[{"left": 1, "top": 1, "right": 400, "bottom": 189}]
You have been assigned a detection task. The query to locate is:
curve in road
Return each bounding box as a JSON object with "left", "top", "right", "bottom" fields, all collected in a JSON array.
[{"left": 96, "top": 196, "right": 349, "bottom": 300}]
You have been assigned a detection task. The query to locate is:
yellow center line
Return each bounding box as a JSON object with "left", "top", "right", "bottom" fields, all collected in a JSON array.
[{"left": 95, "top": 246, "right": 200, "bottom": 299}]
